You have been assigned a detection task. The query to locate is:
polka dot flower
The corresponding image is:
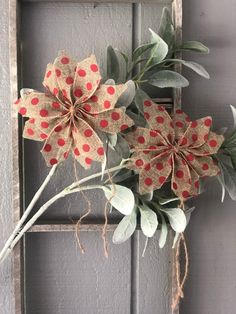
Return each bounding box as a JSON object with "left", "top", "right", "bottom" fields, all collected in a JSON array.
[
  {"left": 125, "top": 99, "right": 224, "bottom": 200},
  {"left": 15, "top": 52, "right": 133, "bottom": 167}
]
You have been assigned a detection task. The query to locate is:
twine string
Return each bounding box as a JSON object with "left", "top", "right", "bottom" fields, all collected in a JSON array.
[{"left": 171, "top": 232, "right": 189, "bottom": 310}]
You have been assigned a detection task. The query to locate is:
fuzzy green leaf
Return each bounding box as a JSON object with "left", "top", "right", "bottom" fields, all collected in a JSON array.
[
  {"left": 135, "top": 89, "right": 151, "bottom": 113},
  {"left": 116, "top": 80, "right": 135, "bottom": 108},
  {"left": 217, "top": 161, "right": 236, "bottom": 200},
  {"left": 177, "top": 41, "right": 210, "bottom": 54},
  {"left": 132, "top": 42, "right": 157, "bottom": 62},
  {"left": 161, "top": 207, "right": 187, "bottom": 233},
  {"left": 139, "top": 204, "right": 158, "bottom": 237},
  {"left": 112, "top": 208, "right": 137, "bottom": 244},
  {"left": 103, "top": 184, "right": 135, "bottom": 215},
  {"left": 158, "top": 211, "right": 168, "bottom": 248},
  {"left": 163, "top": 59, "right": 210, "bottom": 79},
  {"left": 149, "top": 70, "right": 189, "bottom": 88},
  {"left": 149, "top": 28, "right": 169, "bottom": 63},
  {"left": 158, "top": 7, "right": 175, "bottom": 47},
  {"left": 107, "top": 45, "right": 120, "bottom": 82}
]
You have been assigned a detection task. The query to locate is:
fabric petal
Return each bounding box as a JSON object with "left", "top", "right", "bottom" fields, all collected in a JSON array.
[
  {"left": 172, "top": 109, "right": 191, "bottom": 142},
  {"left": 139, "top": 152, "right": 172, "bottom": 194},
  {"left": 23, "top": 119, "right": 45, "bottom": 142},
  {"left": 186, "top": 131, "right": 224, "bottom": 156},
  {"left": 125, "top": 127, "right": 168, "bottom": 149},
  {"left": 41, "top": 122, "right": 72, "bottom": 167},
  {"left": 71, "top": 119, "right": 105, "bottom": 168},
  {"left": 84, "top": 108, "right": 134, "bottom": 134},
  {"left": 171, "top": 153, "right": 193, "bottom": 200},
  {"left": 73, "top": 55, "right": 102, "bottom": 104},
  {"left": 43, "top": 51, "right": 76, "bottom": 104},
  {"left": 180, "top": 116, "right": 213, "bottom": 148},
  {"left": 17, "top": 91, "right": 64, "bottom": 120},
  {"left": 183, "top": 153, "right": 220, "bottom": 177},
  {"left": 142, "top": 99, "right": 174, "bottom": 143},
  {"left": 80, "top": 84, "right": 126, "bottom": 114}
]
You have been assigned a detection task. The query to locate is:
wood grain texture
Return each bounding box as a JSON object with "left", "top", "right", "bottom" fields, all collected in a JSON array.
[
  {"left": 181, "top": 1, "right": 236, "bottom": 313},
  {"left": 0, "top": 0, "right": 19, "bottom": 313}
]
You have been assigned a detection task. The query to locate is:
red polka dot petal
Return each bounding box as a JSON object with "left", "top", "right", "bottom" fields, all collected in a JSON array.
[
  {"left": 50, "top": 158, "right": 58, "bottom": 165},
  {"left": 111, "top": 112, "right": 120, "bottom": 121},
  {"left": 144, "top": 177, "right": 153, "bottom": 186},
  {"left": 107, "top": 86, "right": 115, "bottom": 95}
]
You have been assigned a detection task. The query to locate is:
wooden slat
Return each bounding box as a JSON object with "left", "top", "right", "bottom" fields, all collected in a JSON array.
[
  {"left": 9, "top": 0, "right": 24, "bottom": 313},
  {"left": 20, "top": 0, "right": 172, "bottom": 3},
  {"left": 172, "top": 0, "right": 182, "bottom": 110},
  {"left": 29, "top": 223, "right": 118, "bottom": 232}
]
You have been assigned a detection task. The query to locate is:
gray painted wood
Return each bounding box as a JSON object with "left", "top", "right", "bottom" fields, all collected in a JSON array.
[
  {"left": 181, "top": 0, "right": 236, "bottom": 313},
  {"left": 0, "top": 0, "right": 19, "bottom": 313}
]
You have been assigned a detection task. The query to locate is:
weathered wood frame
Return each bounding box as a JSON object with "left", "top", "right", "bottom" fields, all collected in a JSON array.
[{"left": 9, "top": 0, "right": 182, "bottom": 313}]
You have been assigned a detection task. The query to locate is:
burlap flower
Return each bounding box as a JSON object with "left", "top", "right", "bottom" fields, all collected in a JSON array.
[
  {"left": 125, "top": 99, "right": 224, "bottom": 200},
  {"left": 14, "top": 52, "right": 133, "bottom": 167}
]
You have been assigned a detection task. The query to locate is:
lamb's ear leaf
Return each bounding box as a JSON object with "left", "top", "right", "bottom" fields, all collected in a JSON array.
[
  {"left": 161, "top": 207, "right": 187, "bottom": 233},
  {"left": 107, "top": 45, "right": 120, "bottom": 82},
  {"left": 217, "top": 160, "right": 236, "bottom": 201},
  {"left": 163, "top": 59, "right": 210, "bottom": 79},
  {"left": 177, "top": 41, "right": 210, "bottom": 54},
  {"left": 139, "top": 204, "right": 158, "bottom": 237},
  {"left": 149, "top": 28, "right": 169, "bottom": 63},
  {"left": 116, "top": 80, "right": 135, "bottom": 108},
  {"left": 158, "top": 211, "right": 168, "bottom": 248},
  {"left": 132, "top": 42, "right": 157, "bottom": 62},
  {"left": 112, "top": 207, "right": 137, "bottom": 244},
  {"left": 103, "top": 185, "right": 135, "bottom": 215},
  {"left": 148, "top": 70, "right": 189, "bottom": 88},
  {"left": 158, "top": 7, "right": 175, "bottom": 47}
]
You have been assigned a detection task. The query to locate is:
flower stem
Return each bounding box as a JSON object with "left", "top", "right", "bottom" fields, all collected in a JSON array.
[
  {"left": 0, "top": 184, "right": 104, "bottom": 264},
  {"left": 0, "top": 165, "right": 57, "bottom": 262},
  {"left": 0, "top": 163, "right": 127, "bottom": 264}
]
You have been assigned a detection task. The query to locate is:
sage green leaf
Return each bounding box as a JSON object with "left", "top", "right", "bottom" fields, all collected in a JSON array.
[
  {"left": 116, "top": 80, "right": 135, "bottom": 108},
  {"left": 217, "top": 161, "right": 236, "bottom": 200},
  {"left": 116, "top": 50, "right": 129, "bottom": 65},
  {"left": 163, "top": 59, "right": 210, "bottom": 79},
  {"left": 126, "top": 111, "right": 146, "bottom": 127},
  {"left": 135, "top": 89, "right": 151, "bottom": 113},
  {"left": 149, "top": 70, "right": 189, "bottom": 88},
  {"left": 132, "top": 42, "right": 157, "bottom": 62},
  {"left": 231, "top": 153, "right": 236, "bottom": 171},
  {"left": 112, "top": 208, "right": 137, "bottom": 244},
  {"left": 177, "top": 41, "right": 210, "bottom": 54},
  {"left": 149, "top": 28, "right": 169, "bottom": 63},
  {"left": 222, "top": 129, "right": 236, "bottom": 148},
  {"left": 161, "top": 207, "right": 187, "bottom": 233},
  {"left": 158, "top": 211, "right": 168, "bottom": 248},
  {"left": 107, "top": 133, "right": 117, "bottom": 150},
  {"left": 139, "top": 204, "right": 158, "bottom": 237},
  {"left": 158, "top": 7, "right": 175, "bottom": 47},
  {"left": 107, "top": 45, "right": 120, "bottom": 82},
  {"left": 103, "top": 184, "right": 135, "bottom": 215},
  {"left": 104, "top": 79, "right": 115, "bottom": 85},
  {"left": 112, "top": 168, "right": 133, "bottom": 184},
  {"left": 230, "top": 105, "right": 236, "bottom": 129},
  {"left": 114, "top": 134, "right": 130, "bottom": 159}
]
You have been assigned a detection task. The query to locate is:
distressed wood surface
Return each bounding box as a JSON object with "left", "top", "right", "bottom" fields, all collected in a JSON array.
[{"left": 0, "top": 0, "right": 20, "bottom": 313}]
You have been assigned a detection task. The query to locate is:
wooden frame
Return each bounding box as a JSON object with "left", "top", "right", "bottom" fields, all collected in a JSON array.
[{"left": 9, "top": 0, "right": 182, "bottom": 313}]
